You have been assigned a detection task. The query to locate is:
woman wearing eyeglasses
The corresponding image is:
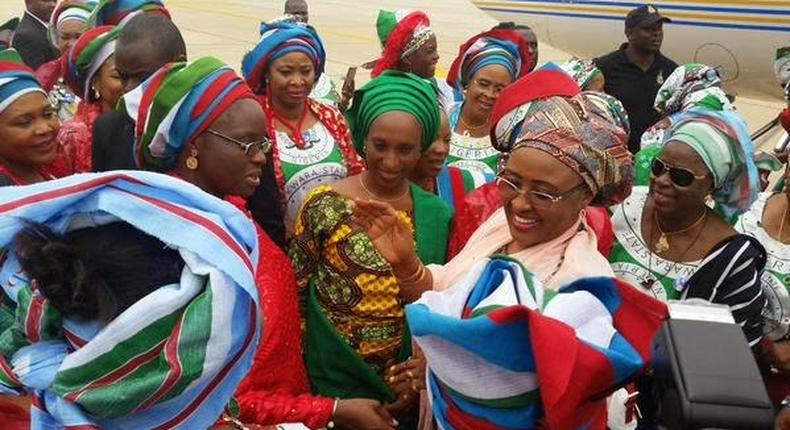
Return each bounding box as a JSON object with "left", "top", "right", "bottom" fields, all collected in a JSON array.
[
  {"left": 242, "top": 22, "right": 364, "bottom": 232},
  {"left": 609, "top": 109, "right": 766, "bottom": 347},
  {"left": 127, "top": 57, "right": 395, "bottom": 430},
  {"left": 444, "top": 29, "right": 531, "bottom": 176}
]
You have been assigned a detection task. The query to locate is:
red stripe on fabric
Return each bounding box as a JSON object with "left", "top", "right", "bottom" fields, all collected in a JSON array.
[
  {"left": 0, "top": 62, "right": 35, "bottom": 74},
  {"left": 448, "top": 167, "right": 467, "bottom": 212},
  {"left": 612, "top": 280, "right": 668, "bottom": 363},
  {"left": 0, "top": 174, "right": 144, "bottom": 214},
  {"left": 151, "top": 300, "right": 258, "bottom": 429},
  {"left": 135, "top": 314, "right": 186, "bottom": 411},
  {"left": 120, "top": 189, "right": 254, "bottom": 274},
  {"left": 25, "top": 294, "right": 46, "bottom": 343},
  {"left": 527, "top": 308, "right": 611, "bottom": 430},
  {"left": 445, "top": 392, "right": 504, "bottom": 430},
  {"left": 190, "top": 72, "right": 236, "bottom": 118},
  {"left": 0, "top": 356, "right": 22, "bottom": 386},
  {"left": 134, "top": 64, "right": 171, "bottom": 140},
  {"left": 184, "top": 83, "right": 255, "bottom": 146},
  {"left": 63, "top": 328, "right": 89, "bottom": 349},
  {"left": 64, "top": 339, "right": 167, "bottom": 403},
  {"left": 30, "top": 392, "right": 44, "bottom": 410},
  {"left": 0, "top": 173, "right": 253, "bottom": 275}
]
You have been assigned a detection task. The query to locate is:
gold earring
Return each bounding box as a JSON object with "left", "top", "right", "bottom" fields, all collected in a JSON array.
[
  {"left": 186, "top": 148, "right": 199, "bottom": 170},
  {"left": 92, "top": 87, "right": 101, "bottom": 100}
]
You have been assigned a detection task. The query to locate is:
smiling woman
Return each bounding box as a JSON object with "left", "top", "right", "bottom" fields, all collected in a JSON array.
[
  {"left": 0, "top": 48, "right": 59, "bottom": 186},
  {"left": 445, "top": 28, "right": 532, "bottom": 176},
  {"left": 242, "top": 22, "right": 364, "bottom": 231}
]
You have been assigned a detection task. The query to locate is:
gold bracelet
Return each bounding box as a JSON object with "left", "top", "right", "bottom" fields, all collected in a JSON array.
[{"left": 398, "top": 262, "right": 425, "bottom": 285}]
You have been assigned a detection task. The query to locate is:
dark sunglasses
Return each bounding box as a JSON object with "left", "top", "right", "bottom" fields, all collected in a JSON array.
[{"left": 650, "top": 158, "right": 707, "bottom": 187}]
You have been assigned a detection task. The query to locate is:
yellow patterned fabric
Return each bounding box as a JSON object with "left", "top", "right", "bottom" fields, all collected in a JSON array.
[{"left": 289, "top": 185, "right": 414, "bottom": 375}]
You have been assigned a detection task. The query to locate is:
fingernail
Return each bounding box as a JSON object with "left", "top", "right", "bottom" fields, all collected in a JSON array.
[{"left": 388, "top": 376, "right": 395, "bottom": 383}]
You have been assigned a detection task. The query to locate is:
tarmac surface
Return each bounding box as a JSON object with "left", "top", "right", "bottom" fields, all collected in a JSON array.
[{"left": 0, "top": 0, "right": 785, "bottom": 145}]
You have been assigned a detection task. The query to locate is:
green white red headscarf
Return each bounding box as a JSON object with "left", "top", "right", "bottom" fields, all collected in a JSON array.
[
  {"left": 120, "top": 56, "right": 256, "bottom": 172},
  {"left": 559, "top": 57, "right": 602, "bottom": 90},
  {"left": 48, "top": 0, "right": 97, "bottom": 45},
  {"left": 0, "top": 49, "right": 45, "bottom": 115},
  {"left": 654, "top": 63, "right": 732, "bottom": 115},
  {"left": 62, "top": 25, "right": 120, "bottom": 101},
  {"left": 88, "top": 0, "right": 170, "bottom": 26},
  {"left": 371, "top": 9, "right": 434, "bottom": 78}
]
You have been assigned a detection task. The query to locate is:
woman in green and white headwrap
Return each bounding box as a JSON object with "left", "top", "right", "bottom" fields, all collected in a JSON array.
[{"left": 288, "top": 70, "right": 451, "bottom": 424}]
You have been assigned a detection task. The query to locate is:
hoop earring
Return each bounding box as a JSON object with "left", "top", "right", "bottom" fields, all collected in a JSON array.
[{"left": 186, "top": 147, "right": 199, "bottom": 170}]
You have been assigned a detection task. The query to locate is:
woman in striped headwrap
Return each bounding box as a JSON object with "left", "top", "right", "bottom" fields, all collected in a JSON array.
[
  {"left": 445, "top": 29, "right": 531, "bottom": 176},
  {"left": 49, "top": 25, "right": 122, "bottom": 177},
  {"left": 125, "top": 56, "right": 392, "bottom": 430},
  {"left": 289, "top": 70, "right": 451, "bottom": 426},
  {"left": 88, "top": 0, "right": 170, "bottom": 26},
  {"left": 35, "top": 0, "right": 97, "bottom": 121},
  {"left": 609, "top": 109, "right": 766, "bottom": 347},
  {"left": 0, "top": 49, "right": 59, "bottom": 187},
  {"left": 242, "top": 22, "right": 364, "bottom": 232}
]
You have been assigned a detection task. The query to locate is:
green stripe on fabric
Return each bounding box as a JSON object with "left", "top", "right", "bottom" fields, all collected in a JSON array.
[
  {"left": 53, "top": 309, "right": 182, "bottom": 397},
  {"left": 411, "top": 183, "right": 452, "bottom": 265},
  {"left": 159, "top": 285, "right": 213, "bottom": 403},
  {"left": 75, "top": 358, "right": 168, "bottom": 417},
  {"left": 141, "top": 57, "right": 225, "bottom": 149},
  {"left": 460, "top": 169, "right": 476, "bottom": 193},
  {"left": 445, "top": 382, "right": 542, "bottom": 409},
  {"left": 468, "top": 305, "right": 505, "bottom": 319}
]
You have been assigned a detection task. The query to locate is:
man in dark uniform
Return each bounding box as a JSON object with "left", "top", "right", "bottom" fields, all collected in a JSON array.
[
  {"left": 13, "top": 0, "right": 59, "bottom": 69},
  {"left": 595, "top": 4, "right": 678, "bottom": 154}
]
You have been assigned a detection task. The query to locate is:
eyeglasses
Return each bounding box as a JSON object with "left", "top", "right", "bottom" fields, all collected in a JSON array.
[
  {"left": 650, "top": 158, "right": 707, "bottom": 187},
  {"left": 206, "top": 129, "right": 272, "bottom": 156},
  {"left": 496, "top": 175, "right": 587, "bottom": 209}
]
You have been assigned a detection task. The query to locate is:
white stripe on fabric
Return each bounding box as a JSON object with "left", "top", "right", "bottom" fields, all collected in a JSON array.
[
  {"left": 59, "top": 262, "right": 203, "bottom": 370},
  {"left": 83, "top": 40, "right": 117, "bottom": 100},
  {"left": 56, "top": 8, "right": 92, "bottom": 28},
  {"left": 183, "top": 252, "right": 236, "bottom": 390},
  {"left": 727, "top": 258, "right": 753, "bottom": 280},
  {"left": 122, "top": 83, "right": 146, "bottom": 124},
  {"left": 0, "top": 88, "right": 46, "bottom": 114},
  {"left": 729, "top": 288, "right": 764, "bottom": 312},
  {"left": 721, "top": 269, "right": 757, "bottom": 300},
  {"left": 708, "top": 242, "right": 749, "bottom": 301},
  {"left": 470, "top": 170, "right": 487, "bottom": 188},
  {"left": 418, "top": 334, "right": 539, "bottom": 400},
  {"left": 543, "top": 291, "right": 616, "bottom": 349},
  {"left": 149, "top": 93, "right": 188, "bottom": 158}
]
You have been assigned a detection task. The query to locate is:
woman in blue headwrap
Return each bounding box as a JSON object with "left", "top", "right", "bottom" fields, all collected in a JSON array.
[
  {"left": 0, "top": 49, "right": 59, "bottom": 187},
  {"left": 242, "top": 22, "right": 364, "bottom": 232},
  {"left": 444, "top": 29, "right": 531, "bottom": 176}
]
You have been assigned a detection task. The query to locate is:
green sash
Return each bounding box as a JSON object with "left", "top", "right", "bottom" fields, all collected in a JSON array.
[{"left": 305, "top": 184, "right": 452, "bottom": 402}]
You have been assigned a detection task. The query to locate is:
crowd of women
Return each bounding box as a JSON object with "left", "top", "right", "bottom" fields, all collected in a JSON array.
[{"left": 0, "top": 0, "right": 788, "bottom": 429}]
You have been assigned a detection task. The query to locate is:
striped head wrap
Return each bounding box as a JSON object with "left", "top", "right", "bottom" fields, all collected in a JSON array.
[
  {"left": 583, "top": 90, "right": 631, "bottom": 136},
  {"left": 776, "top": 46, "right": 790, "bottom": 86},
  {"left": 88, "top": 0, "right": 170, "bottom": 26},
  {"left": 407, "top": 257, "right": 667, "bottom": 429},
  {"left": 345, "top": 70, "right": 440, "bottom": 156},
  {"left": 63, "top": 25, "right": 121, "bottom": 101},
  {"left": 559, "top": 57, "right": 602, "bottom": 90},
  {"left": 491, "top": 68, "right": 633, "bottom": 207},
  {"left": 663, "top": 109, "right": 759, "bottom": 217},
  {"left": 0, "top": 49, "right": 45, "bottom": 115},
  {"left": 121, "top": 56, "right": 256, "bottom": 172},
  {"left": 0, "top": 171, "right": 260, "bottom": 429},
  {"left": 446, "top": 29, "right": 531, "bottom": 93},
  {"left": 48, "top": 0, "right": 97, "bottom": 45},
  {"left": 242, "top": 22, "right": 326, "bottom": 94},
  {"left": 654, "top": 63, "right": 732, "bottom": 115},
  {"left": 371, "top": 9, "right": 434, "bottom": 78}
]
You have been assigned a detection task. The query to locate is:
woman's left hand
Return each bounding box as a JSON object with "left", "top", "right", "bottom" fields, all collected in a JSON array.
[{"left": 386, "top": 356, "right": 427, "bottom": 393}]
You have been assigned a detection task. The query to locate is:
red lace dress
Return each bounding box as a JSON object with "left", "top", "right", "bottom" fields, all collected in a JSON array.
[
  {"left": 226, "top": 197, "right": 335, "bottom": 429},
  {"left": 48, "top": 102, "right": 102, "bottom": 178}
]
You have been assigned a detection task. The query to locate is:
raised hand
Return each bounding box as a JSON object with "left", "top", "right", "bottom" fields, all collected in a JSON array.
[{"left": 351, "top": 199, "right": 418, "bottom": 270}]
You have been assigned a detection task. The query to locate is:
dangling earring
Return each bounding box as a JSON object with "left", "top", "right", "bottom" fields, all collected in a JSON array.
[
  {"left": 186, "top": 147, "right": 199, "bottom": 170},
  {"left": 92, "top": 87, "right": 101, "bottom": 101}
]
